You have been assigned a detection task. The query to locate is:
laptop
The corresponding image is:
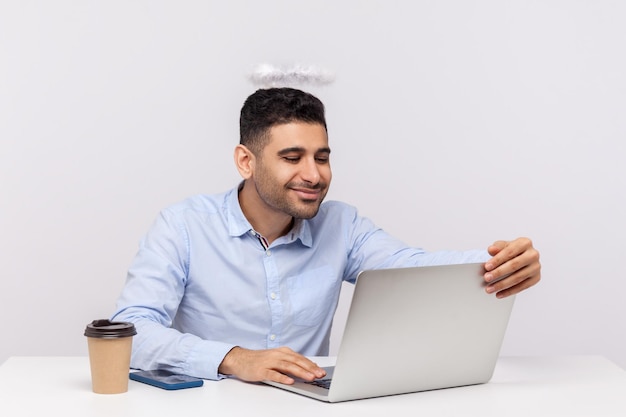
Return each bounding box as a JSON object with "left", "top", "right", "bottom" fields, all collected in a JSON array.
[{"left": 263, "top": 262, "right": 515, "bottom": 402}]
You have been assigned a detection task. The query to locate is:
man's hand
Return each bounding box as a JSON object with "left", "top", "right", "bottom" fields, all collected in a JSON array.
[
  {"left": 483, "top": 237, "right": 541, "bottom": 298},
  {"left": 218, "top": 346, "right": 326, "bottom": 384}
]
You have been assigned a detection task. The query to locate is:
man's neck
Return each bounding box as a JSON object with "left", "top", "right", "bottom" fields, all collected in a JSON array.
[{"left": 237, "top": 182, "right": 293, "bottom": 245}]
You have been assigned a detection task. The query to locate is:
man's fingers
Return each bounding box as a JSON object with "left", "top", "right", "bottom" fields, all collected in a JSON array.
[
  {"left": 486, "top": 262, "right": 541, "bottom": 298},
  {"left": 265, "top": 369, "right": 296, "bottom": 385},
  {"left": 483, "top": 237, "right": 541, "bottom": 298},
  {"left": 487, "top": 238, "right": 532, "bottom": 268},
  {"left": 487, "top": 240, "right": 507, "bottom": 257},
  {"left": 485, "top": 238, "right": 538, "bottom": 278}
]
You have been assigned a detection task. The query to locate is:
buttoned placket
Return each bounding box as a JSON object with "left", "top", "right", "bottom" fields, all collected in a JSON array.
[{"left": 251, "top": 230, "right": 282, "bottom": 348}]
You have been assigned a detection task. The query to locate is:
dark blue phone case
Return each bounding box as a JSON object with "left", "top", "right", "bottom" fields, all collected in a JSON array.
[{"left": 129, "top": 370, "right": 204, "bottom": 390}]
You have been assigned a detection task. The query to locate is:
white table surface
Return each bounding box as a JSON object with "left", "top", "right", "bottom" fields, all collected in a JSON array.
[{"left": 0, "top": 355, "right": 625, "bottom": 416}]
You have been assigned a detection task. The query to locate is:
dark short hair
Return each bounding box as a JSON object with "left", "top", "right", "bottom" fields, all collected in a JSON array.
[{"left": 239, "top": 87, "right": 327, "bottom": 154}]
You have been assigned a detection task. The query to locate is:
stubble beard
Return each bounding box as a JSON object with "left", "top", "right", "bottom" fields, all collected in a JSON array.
[{"left": 255, "top": 180, "right": 328, "bottom": 220}]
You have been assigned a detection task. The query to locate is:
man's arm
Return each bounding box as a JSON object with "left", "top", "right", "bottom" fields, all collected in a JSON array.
[{"left": 112, "top": 209, "right": 235, "bottom": 380}]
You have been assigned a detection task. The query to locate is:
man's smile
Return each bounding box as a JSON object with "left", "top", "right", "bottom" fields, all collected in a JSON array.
[{"left": 289, "top": 185, "right": 325, "bottom": 201}]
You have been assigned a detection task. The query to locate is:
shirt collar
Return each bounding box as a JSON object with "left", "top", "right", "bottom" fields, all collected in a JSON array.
[
  {"left": 224, "top": 183, "right": 313, "bottom": 248},
  {"left": 225, "top": 184, "right": 253, "bottom": 237},
  {"left": 283, "top": 218, "right": 313, "bottom": 248}
]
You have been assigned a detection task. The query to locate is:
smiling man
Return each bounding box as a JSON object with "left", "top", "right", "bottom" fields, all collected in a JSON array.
[
  {"left": 236, "top": 122, "right": 331, "bottom": 241},
  {"left": 112, "top": 87, "right": 541, "bottom": 385}
]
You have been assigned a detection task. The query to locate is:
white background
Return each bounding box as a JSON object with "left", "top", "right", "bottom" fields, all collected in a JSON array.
[{"left": 1, "top": 1, "right": 624, "bottom": 369}]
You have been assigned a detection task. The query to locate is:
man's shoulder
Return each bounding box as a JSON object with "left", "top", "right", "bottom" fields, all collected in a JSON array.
[{"left": 161, "top": 189, "right": 232, "bottom": 217}]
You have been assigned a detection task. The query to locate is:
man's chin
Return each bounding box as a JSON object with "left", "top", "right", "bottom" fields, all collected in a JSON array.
[{"left": 290, "top": 201, "right": 322, "bottom": 220}]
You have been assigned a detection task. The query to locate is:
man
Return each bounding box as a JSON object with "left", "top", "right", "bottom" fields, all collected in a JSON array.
[{"left": 112, "top": 87, "right": 541, "bottom": 385}]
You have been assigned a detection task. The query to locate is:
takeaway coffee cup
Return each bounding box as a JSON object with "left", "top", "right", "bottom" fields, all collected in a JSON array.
[{"left": 84, "top": 319, "right": 137, "bottom": 394}]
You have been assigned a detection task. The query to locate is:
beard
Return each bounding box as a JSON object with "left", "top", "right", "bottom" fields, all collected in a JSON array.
[{"left": 254, "top": 177, "right": 329, "bottom": 220}]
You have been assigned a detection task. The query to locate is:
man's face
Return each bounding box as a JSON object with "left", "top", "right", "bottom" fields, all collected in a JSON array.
[{"left": 252, "top": 122, "right": 332, "bottom": 220}]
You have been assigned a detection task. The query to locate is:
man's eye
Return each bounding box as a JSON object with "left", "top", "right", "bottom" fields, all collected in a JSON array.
[
  {"left": 283, "top": 156, "right": 300, "bottom": 162},
  {"left": 315, "top": 157, "right": 329, "bottom": 163}
]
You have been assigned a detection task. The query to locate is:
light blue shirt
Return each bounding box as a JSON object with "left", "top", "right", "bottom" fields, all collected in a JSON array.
[{"left": 112, "top": 185, "right": 488, "bottom": 380}]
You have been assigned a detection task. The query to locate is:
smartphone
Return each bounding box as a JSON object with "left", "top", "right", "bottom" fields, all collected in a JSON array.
[{"left": 129, "top": 369, "right": 204, "bottom": 390}]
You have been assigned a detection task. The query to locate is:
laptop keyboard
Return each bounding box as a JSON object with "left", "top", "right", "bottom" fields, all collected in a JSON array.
[{"left": 305, "top": 379, "right": 332, "bottom": 390}]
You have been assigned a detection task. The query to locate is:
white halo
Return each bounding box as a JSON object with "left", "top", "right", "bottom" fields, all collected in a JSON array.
[{"left": 248, "top": 63, "right": 335, "bottom": 88}]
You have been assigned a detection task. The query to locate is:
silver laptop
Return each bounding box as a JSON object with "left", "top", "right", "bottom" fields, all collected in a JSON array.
[{"left": 263, "top": 262, "right": 515, "bottom": 402}]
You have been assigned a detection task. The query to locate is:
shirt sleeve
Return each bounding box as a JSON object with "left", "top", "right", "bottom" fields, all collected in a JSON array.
[
  {"left": 111, "top": 209, "right": 233, "bottom": 380},
  {"left": 342, "top": 206, "right": 490, "bottom": 282}
]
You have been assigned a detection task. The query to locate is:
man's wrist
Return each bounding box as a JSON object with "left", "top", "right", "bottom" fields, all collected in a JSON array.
[{"left": 218, "top": 346, "right": 242, "bottom": 376}]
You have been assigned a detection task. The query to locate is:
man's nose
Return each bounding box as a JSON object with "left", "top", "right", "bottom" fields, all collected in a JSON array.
[{"left": 300, "top": 158, "right": 321, "bottom": 184}]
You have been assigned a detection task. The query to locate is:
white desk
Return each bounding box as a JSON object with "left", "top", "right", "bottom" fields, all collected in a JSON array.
[{"left": 0, "top": 356, "right": 624, "bottom": 416}]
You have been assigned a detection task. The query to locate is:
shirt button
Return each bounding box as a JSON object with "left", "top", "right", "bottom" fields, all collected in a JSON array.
[
  {"left": 266, "top": 250, "right": 272, "bottom": 256},
  {"left": 270, "top": 292, "right": 277, "bottom": 300},
  {"left": 270, "top": 334, "right": 276, "bottom": 341}
]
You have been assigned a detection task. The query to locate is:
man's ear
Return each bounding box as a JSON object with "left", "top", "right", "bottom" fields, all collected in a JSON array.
[{"left": 234, "top": 144, "right": 255, "bottom": 179}]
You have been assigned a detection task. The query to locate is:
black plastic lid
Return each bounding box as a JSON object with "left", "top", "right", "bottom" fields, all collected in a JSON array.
[{"left": 84, "top": 319, "right": 137, "bottom": 339}]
